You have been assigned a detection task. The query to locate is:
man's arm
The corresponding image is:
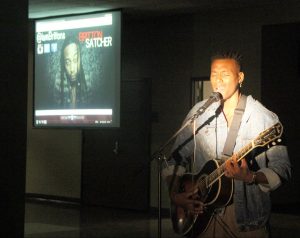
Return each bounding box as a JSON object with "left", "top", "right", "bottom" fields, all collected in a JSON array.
[{"left": 225, "top": 156, "right": 269, "bottom": 184}]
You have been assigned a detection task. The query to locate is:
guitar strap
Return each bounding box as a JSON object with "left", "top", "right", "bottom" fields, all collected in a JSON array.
[{"left": 222, "top": 94, "right": 247, "bottom": 157}]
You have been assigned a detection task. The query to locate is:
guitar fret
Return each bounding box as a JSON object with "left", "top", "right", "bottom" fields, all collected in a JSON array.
[{"left": 206, "top": 136, "right": 267, "bottom": 187}]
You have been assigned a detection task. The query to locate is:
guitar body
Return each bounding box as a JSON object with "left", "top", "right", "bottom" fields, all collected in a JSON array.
[{"left": 171, "top": 160, "right": 233, "bottom": 238}]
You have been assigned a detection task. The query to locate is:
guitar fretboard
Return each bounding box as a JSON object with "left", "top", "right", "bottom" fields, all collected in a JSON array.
[{"left": 205, "top": 142, "right": 254, "bottom": 188}]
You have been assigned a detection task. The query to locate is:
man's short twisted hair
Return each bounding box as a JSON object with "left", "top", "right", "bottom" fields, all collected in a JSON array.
[{"left": 211, "top": 51, "right": 243, "bottom": 71}]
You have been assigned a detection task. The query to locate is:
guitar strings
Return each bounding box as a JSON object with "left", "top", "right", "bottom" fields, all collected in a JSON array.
[
  {"left": 207, "top": 143, "right": 253, "bottom": 187},
  {"left": 192, "top": 119, "right": 197, "bottom": 193},
  {"left": 192, "top": 119, "right": 197, "bottom": 238}
]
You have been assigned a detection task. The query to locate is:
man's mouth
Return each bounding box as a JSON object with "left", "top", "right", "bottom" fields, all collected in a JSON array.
[
  {"left": 70, "top": 76, "right": 76, "bottom": 81},
  {"left": 215, "top": 86, "right": 225, "bottom": 93}
]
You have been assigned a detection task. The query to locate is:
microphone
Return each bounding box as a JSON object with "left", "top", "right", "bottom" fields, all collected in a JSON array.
[
  {"left": 194, "top": 92, "right": 223, "bottom": 117},
  {"left": 202, "top": 92, "right": 222, "bottom": 108},
  {"left": 211, "top": 91, "right": 223, "bottom": 101}
]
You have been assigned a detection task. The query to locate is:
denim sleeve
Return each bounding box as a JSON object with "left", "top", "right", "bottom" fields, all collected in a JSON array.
[
  {"left": 243, "top": 99, "right": 292, "bottom": 192},
  {"left": 161, "top": 164, "right": 186, "bottom": 179},
  {"left": 161, "top": 126, "right": 193, "bottom": 179},
  {"left": 256, "top": 145, "right": 291, "bottom": 192}
]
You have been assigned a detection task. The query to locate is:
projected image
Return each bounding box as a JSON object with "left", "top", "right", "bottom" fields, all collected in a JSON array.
[
  {"left": 57, "top": 34, "right": 88, "bottom": 109},
  {"left": 34, "top": 11, "right": 121, "bottom": 128}
]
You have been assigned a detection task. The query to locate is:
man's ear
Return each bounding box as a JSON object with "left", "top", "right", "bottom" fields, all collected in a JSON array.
[{"left": 238, "top": 72, "right": 244, "bottom": 84}]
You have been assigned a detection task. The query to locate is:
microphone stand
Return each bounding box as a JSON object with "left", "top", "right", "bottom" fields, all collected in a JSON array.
[{"left": 151, "top": 93, "right": 221, "bottom": 238}]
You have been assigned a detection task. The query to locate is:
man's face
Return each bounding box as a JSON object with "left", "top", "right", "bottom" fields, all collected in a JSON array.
[
  {"left": 64, "top": 43, "right": 80, "bottom": 82},
  {"left": 210, "top": 59, "right": 243, "bottom": 100}
]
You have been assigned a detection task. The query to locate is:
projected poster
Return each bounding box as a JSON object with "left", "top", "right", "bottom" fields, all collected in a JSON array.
[{"left": 34, "top": 11, "right": 121, "bottom": 128}]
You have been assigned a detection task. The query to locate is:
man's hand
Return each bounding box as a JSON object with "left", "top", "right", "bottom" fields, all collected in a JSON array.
[
  {"left": 171, "top": 189, "right": 205, "bottom": 214},
  {"left": 224, "top": 155, "right": 253, "bottom": 183}
]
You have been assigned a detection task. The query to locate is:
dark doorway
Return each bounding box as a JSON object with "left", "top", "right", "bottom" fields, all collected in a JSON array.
[{"left": 81, "top": 78, "right": 151, "bottom": 210}]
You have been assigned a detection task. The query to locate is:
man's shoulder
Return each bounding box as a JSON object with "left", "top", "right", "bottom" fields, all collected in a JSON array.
[
  {"left": 244, "top": 95, "right": 279, "bottom": 125},
  {"left": 246, "top": 95, "right": 274, "bottom": 114}
]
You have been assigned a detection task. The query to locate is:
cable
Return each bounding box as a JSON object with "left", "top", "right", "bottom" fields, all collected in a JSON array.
[{"left": 214, "top": 211, "right": 238, "bottom": 238}]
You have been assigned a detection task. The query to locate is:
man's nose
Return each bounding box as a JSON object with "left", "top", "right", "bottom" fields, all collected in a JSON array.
[
  {"left": 71, "top": 63, "right": 76, "bottom": 73},
  {"left": 216, "top": 74, "right": 223, "bottom": 82}
]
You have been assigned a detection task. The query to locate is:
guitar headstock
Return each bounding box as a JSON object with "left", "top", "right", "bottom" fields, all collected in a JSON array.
[{"left": 253, "top": 122, "right": 283, "bottom": 148}]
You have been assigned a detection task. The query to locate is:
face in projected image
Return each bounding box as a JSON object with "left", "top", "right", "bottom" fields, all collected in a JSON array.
[
  {"left": 58, "top": 35, "right": 88, "bottom": 109},
  {"left": 63, "top": 43, "right": 80, "bottom": 83}
]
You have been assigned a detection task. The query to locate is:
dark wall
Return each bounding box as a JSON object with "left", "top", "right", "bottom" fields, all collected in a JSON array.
[
  {"left": 80, "top": 14, "right": 193, "bottom": 210},
  {"left": 262, "top": 23, "right": 300, "bottom": 206},
  {"left": 0, "top": 0, "right": 28, "bottom": 237}
]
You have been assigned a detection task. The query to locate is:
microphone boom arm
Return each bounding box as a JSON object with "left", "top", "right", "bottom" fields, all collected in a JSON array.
[{"left": 151, "top": 92, "right": 222, "bottom": 162}]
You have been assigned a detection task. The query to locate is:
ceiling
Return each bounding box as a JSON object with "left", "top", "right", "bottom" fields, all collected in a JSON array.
[{"left": 28, "top": 0, "right": 293, "bottom": 19}]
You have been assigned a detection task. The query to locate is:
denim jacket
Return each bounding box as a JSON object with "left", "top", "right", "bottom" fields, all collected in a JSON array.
[{"left": 162, "top": 95, "right": 291, "bottom": 231}]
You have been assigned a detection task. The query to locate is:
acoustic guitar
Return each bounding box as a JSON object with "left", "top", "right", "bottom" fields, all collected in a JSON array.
[{"left": 171, "top": 122, "right": 283, "bottom": 237}]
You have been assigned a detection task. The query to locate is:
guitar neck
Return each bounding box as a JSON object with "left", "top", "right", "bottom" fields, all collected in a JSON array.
[{"left": 206, "top": 142, "right": 254, "bottom": 187}]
